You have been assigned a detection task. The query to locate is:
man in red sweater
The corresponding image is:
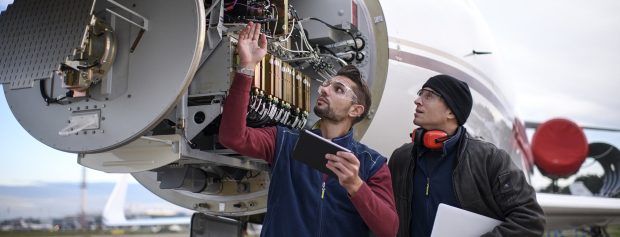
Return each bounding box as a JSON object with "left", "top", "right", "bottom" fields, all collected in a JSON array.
[{"left": 219, "top": 22, "right": 397, "bottom": 237}]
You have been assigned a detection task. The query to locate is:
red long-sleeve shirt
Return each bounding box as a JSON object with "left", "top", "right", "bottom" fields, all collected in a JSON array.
[{"left": 219, "top": 73, "right": 398, "bottom": 237}]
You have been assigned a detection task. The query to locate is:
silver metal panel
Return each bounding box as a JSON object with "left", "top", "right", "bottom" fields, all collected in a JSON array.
[
  {"left": 0, "top": 0, "right": 95, "bottom": 89},
  {"left": 179, "top": 142, "right": 270, "bottom": 173},
  {"left": 78, "top": 134, "right": 181, "bottom": 173},
  {"left": 3, "top": 0, "right": 206, "bottom": 153},
  {"left": 189, "top": 38, "right": 232, "bottom": 95},
  {"left": 290, "top": 0, "right": 356, "bottom": 44},
  {"left": 186, "top": 103, "right": 221, "bottom": 140}
]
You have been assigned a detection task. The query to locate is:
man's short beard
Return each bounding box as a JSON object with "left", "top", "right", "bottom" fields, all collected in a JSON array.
[{"left": 314, "top": 104, "right": 345, "bottom": 122}]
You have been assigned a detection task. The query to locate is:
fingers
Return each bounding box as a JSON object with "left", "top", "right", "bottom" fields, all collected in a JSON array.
[
  {"left": 248, "top": 22, "right": 256, "bottom": 41},
  {"left": 327, "top": 162, "right": 346, "bottom": 178},
  {"left": 252, "top": 22, "right": 261, "bottom": 41},
  {"left": 334, "top": 151, "right": 360, "bottom": 166},
  {"left": 326, "top": 153, "right": 358, "bottom": 175},
  {"left": 259, "top": 31, "right": 267, "bottom": 49},
  {"left": 240, "top": 22, "right": 252, "bottom": 40}
]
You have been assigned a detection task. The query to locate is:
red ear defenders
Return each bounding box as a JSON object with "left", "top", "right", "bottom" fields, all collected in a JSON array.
[{"left": 410, "top": 128, "right": 450, "bottom": 150}]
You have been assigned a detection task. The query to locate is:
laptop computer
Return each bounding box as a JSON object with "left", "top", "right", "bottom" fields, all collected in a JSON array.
[{"left": 430, "top": 204, "right": 502, "bottom": 237}]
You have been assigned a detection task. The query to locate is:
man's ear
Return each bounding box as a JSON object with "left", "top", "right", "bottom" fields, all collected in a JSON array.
[
  {"left": 349, "top": 104, "right": 365, "bottom": 118},
  {"left": 446, "top": 108, "right": 456, "bottom": 120}
]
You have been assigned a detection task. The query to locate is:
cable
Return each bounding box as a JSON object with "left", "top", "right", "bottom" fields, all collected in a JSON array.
[
  {"left": 319, "top": 54, "right": 347, "bottom": 67},
  {"left": 296, "top": 20, "right": 313, "bottom": 52},
  {"left": 272, "top": 4, "right": 278, "bottom": 37},
  {"left": 275, "top": 43, "right": 311, "bottom": 54},
  {"left": 40, "top": 79, "right": 74, "bottom": 105},
  {"left": 280, "top": 18, "right": 296, "bottom": 42},
  {"left": 77, "top": 60, "right": 100, "bottom": 70},
  {"left": 308, "top": 17, "right": 359, "bottom": 60},
  {"left": 319, "top": 46, "right": 347, "bottom": 66}
]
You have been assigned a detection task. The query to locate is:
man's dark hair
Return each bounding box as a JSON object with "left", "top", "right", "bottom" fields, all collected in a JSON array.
[{"left": 336, "top": 65, "right": 371, "bottom": 124}]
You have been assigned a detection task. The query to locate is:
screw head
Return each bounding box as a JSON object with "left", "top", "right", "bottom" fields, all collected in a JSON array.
[
  {"left": 77, "top": 107, "right": 80, "bottom": 110},
  {"left": 84, "top": 131, "right": 87, "bottom": 134},
  {"left": 128, "top": 94, "right": 132, "bottom": 98},
  {"left": 86, "top": 99, "right": 89, "bottom": 102},
  {"left": 85, "top": 106, "right": 88, "bottom": 109},
  {"left": 92, "top": 131, "right": 96, "bottom": 134},
  {"left": 102, "top": 117, "right": 105, "bottom": 120},
  {"left": 94, "top": 105, "right": 97, "bottom": 108},
  {"left": 102, "top": 104, "right": 106, "bottom": 108},
  {"left": 68, "top": 108, "right": 72, "bottom": 111}
]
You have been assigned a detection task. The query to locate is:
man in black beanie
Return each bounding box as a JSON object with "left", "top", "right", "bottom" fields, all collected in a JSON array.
[{"left": 388, "top": 75, "right": 545, "bottom": 237}]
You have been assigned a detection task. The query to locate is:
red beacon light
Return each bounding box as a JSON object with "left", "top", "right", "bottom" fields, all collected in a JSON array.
[{"left": 531, "top": 118, "right": 589, "bottom": 179}]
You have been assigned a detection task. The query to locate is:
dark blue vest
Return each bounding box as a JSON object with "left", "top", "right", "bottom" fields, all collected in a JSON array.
[
  {"left": 410, "top": 127, "right": 462, "bottom": 237},
  {"left": 260, "top": 124, "right": 386, "bottom": 237}
]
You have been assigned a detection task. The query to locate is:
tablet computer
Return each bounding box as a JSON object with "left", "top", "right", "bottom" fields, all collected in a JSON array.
[{"left": 292, "top": 129, "right": 352, "bottom": 179}]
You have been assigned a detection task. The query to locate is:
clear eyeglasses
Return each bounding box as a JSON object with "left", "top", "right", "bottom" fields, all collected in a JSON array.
[
  {"left": 318, "top": 79, "right": 359, "bottom": 104},
  {"left": 417, "top": 89, "right": 442, "bottom": 104}
]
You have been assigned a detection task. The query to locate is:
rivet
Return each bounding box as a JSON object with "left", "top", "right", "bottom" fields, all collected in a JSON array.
[
  {"left": 94, "top": 105, "right": 97, "bottom": 108},
  {"left": 68, "top": 101, "right": 72, "bottom": 104},
  {"left": 101, "top": 130, "right": 105, "bottom": 133},
  {"left": 68, "top": 108, "right": 72, "bottom": 111},
  {"left": 85, "top": 106, "right": 88, "bottom": 109},
  {"left": 504, "top": 184, "right": 509, "bottom": 189},
  {"left": 68, "top": 120, "right": 71, "bottom": 123},
  {"left": 128, "top": 94, "right": 131, "bottom": 98},
  {"left": 75, "top": 132, "right": 78, "bottom": 135},
  {"left": 86, "top": 99, "right": 89, "bottom": 102},
  {"left": 92, "top": 131, "right": 96, "bottom": 134},
  {"left": 105, "top": 98, "right": 108, "bottom": 101},
  {"left": 102, "top": 104, "right": 106, "bottom": 108},
  {"left": 77, "top": 107, "right": 80, "bottom": 110},
  {"left": 84, "top": 131, "right": 87, "bottom": 135},
  {"left": 102, "top": 117, "right": 105, "bottom": 120}
]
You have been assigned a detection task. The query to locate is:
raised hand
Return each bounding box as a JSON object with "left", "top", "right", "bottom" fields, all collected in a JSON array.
[
  {"left": 238, "top": 22, "right": 268, "bottom": 70},
  {"left": 326, "top": 151, "right": 364, "bottom": 196}
]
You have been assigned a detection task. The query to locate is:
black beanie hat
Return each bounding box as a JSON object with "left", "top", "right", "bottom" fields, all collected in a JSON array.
[{"left": 422, "top": 75, "right": 473, "bottom": 126}]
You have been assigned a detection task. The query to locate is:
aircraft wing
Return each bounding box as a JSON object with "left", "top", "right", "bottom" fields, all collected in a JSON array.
[
  {"left": 538, "top": 193, "right": 620, "bottom": 229},
  {"left": 105, "top": 216, "right": 191, "bottom": 227}
]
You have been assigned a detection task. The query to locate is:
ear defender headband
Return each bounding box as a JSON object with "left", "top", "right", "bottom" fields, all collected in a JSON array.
[{"left": 410, "top": 128, "right": 450, "bottom": 150}]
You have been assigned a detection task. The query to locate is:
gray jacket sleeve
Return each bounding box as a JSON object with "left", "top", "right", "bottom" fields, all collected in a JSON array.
[{"left": 482, "top": 148, "right": 546, "bottom": 237}]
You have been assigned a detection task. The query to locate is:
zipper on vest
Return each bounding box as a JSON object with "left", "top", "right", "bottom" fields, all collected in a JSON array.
[
  {"left": 321, "top": 174, "right": 327, "bottom": 199},
  {"left": 318, "top": 174, "right": 328, "bottom": 237},
  {"left": 426, "top": 178, "right": 430, "bottom": 195}
]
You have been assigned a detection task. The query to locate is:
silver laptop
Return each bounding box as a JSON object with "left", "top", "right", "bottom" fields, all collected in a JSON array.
[{"left": 430, "top": 204, "right": 502, "bottom": 237}]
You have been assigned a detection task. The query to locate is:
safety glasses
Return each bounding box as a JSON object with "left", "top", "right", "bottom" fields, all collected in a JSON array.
[
  {"left": 416, "top": 88, "right": 442, "bottom": 104},
  {"left": 318, "top": 79, "right": 358, "bottom": 104}
]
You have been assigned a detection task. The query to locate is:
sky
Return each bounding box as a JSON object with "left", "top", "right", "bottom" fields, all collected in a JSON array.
[{"left": 1, "top": 0, "right": 620, "bottom": 218}]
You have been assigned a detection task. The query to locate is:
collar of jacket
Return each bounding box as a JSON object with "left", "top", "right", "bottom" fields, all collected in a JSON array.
[
  {"left": 311, "top": 119, "right": 355, "bottom": 148},
  {"left": 416, "top": 126, "right": 463, "bottom": 158},
  {"left": 411, "top": 126, "right": 469, "bottom": 162}
]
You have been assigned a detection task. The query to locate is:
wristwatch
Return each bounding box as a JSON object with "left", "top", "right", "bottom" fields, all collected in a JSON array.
[{"left": 236, "top": 67, "right": 255, "bottom": 77}]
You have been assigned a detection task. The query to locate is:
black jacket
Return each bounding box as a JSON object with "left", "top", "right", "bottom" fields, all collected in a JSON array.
[{"left": 388, "top": 129, "right": 546, "bottom": 237}]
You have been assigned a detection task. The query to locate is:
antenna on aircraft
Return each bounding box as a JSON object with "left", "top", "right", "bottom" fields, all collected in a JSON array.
[{"left": 472, "top": 50, "right": 492, "bottom": 54}]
